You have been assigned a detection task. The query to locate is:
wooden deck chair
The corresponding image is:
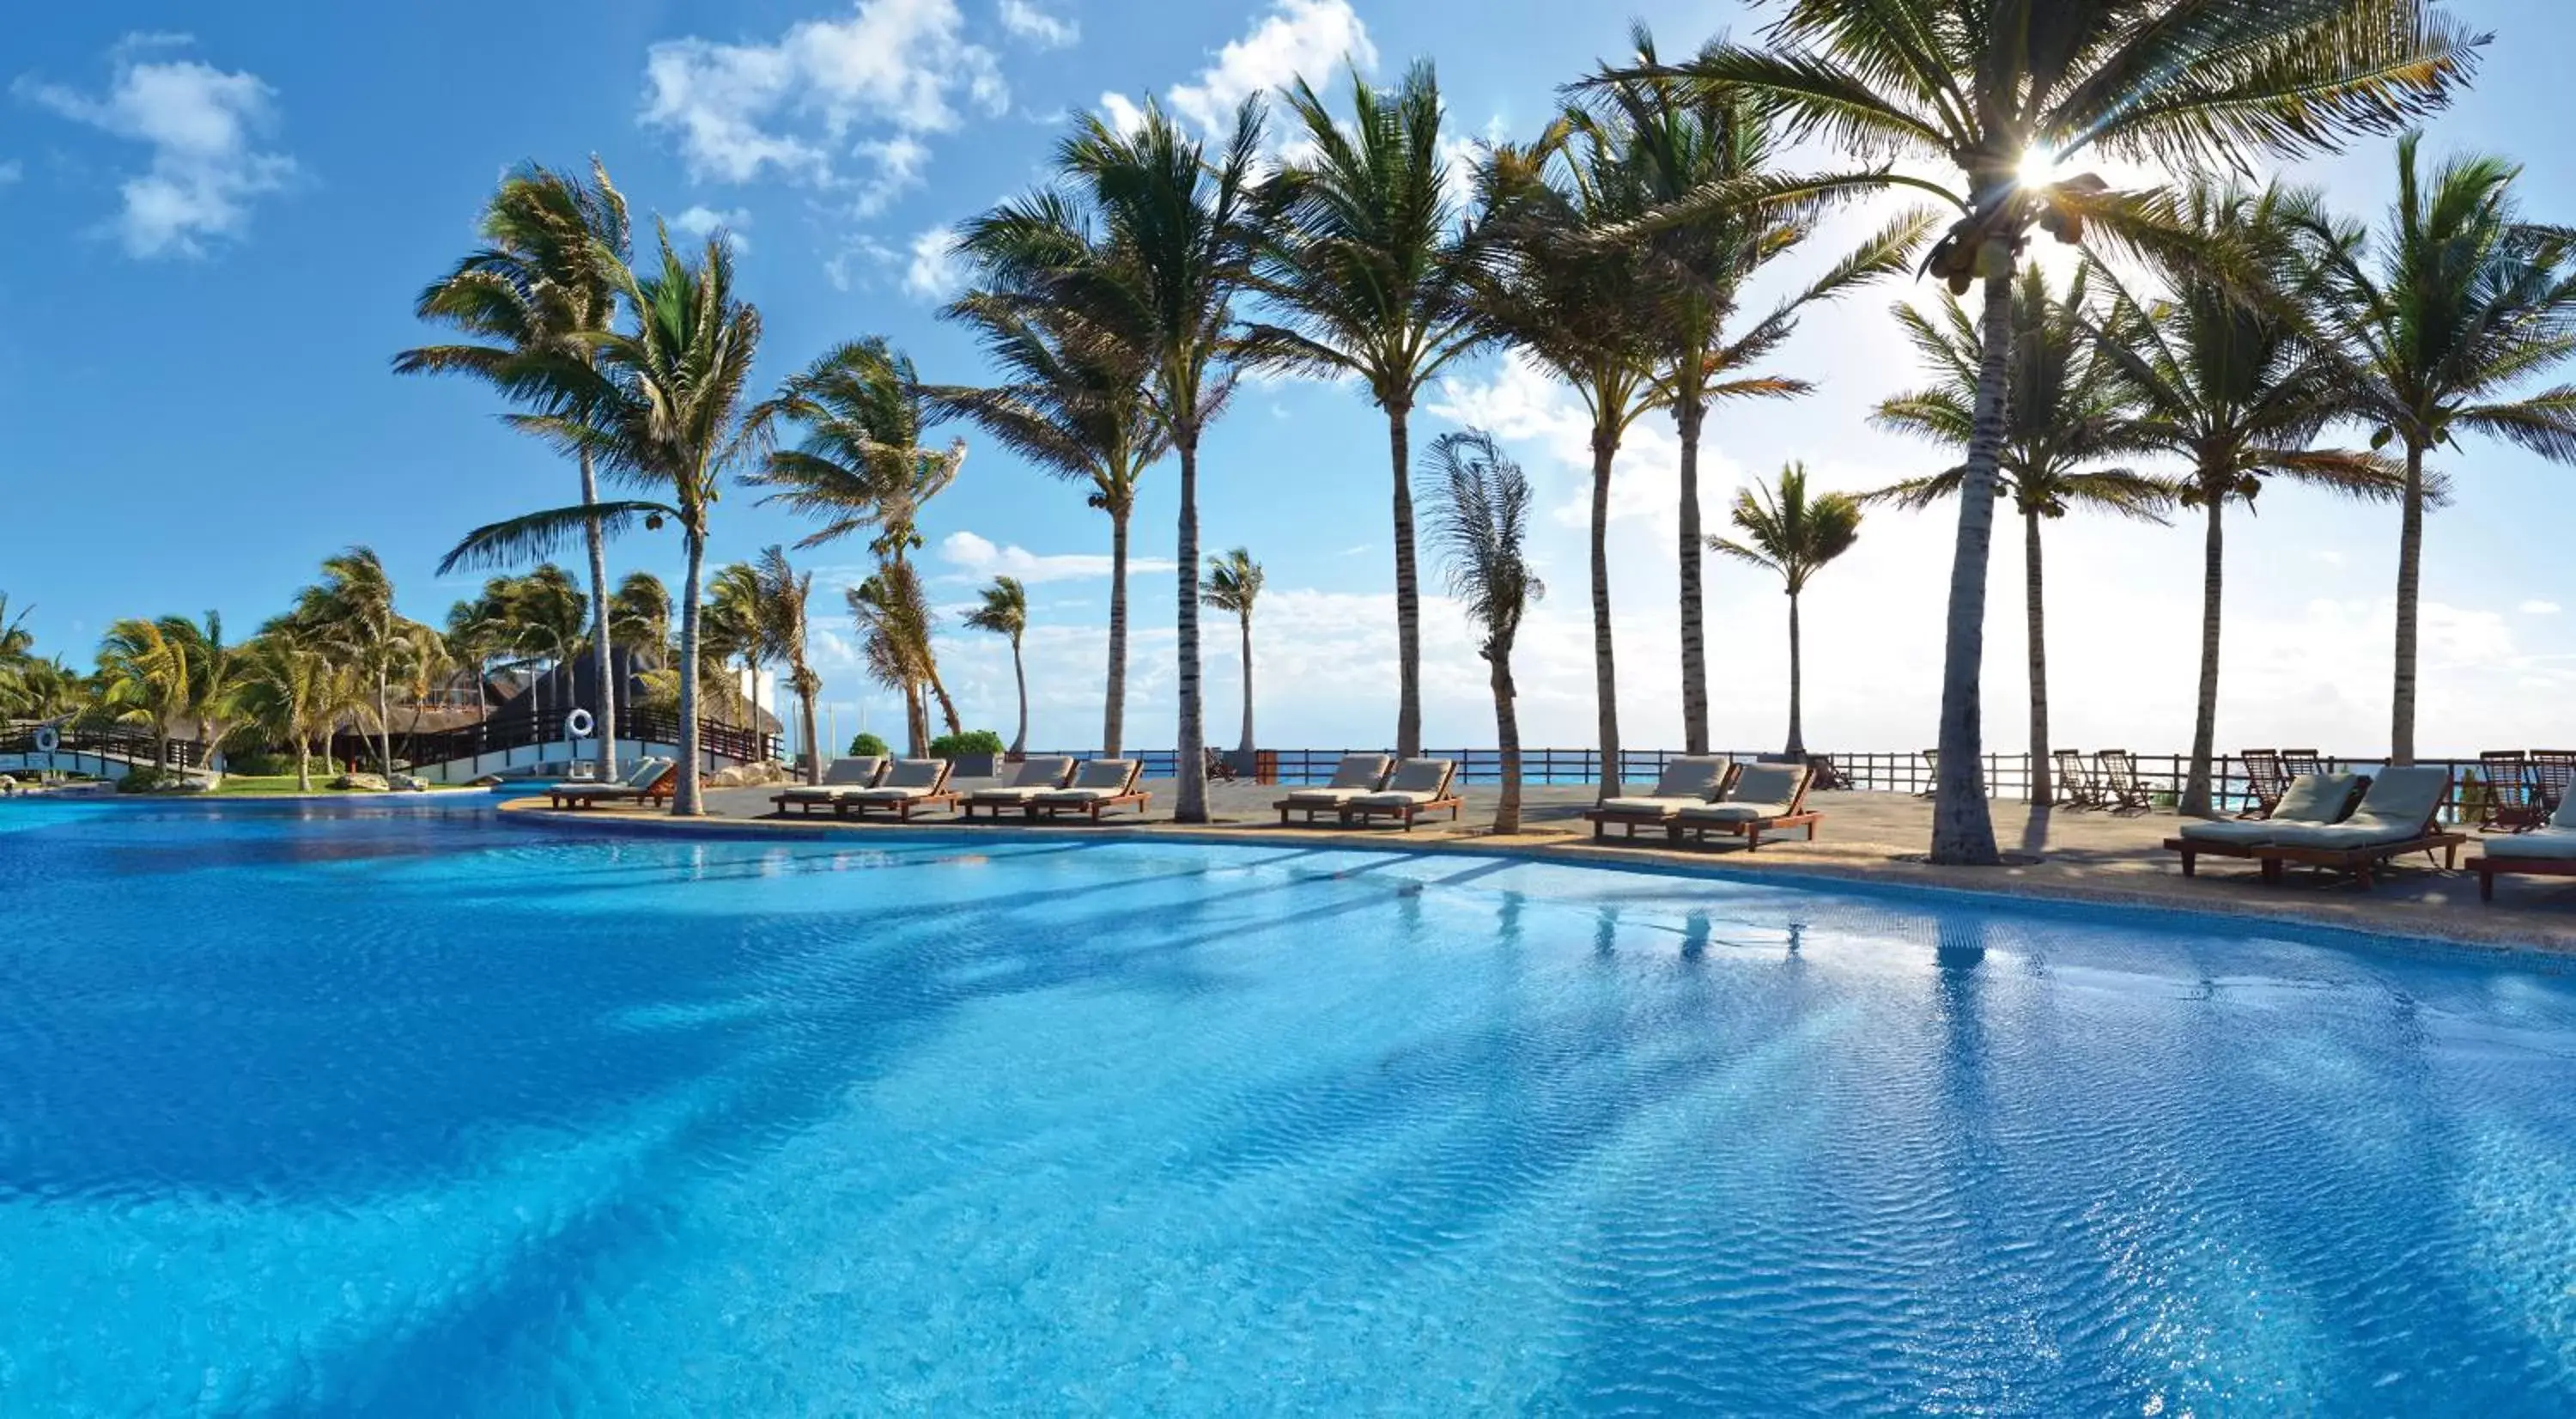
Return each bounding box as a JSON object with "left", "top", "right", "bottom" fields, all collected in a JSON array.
[
  {"left": 1030, "top": 758, "right": 1149, "bottom": 821},
  {"left": 2475, "top": 785, "right": 2576, "bottom": 899},
  {"left": 548, "top": 757, "right": 673, "bottom": 809},
  {"left": 2050, "top": 748, "right": 2102, "bottom": 809},
  {"left": 2281, "top": 749, "right": 2328, "bottom": 780},
  {"left": 2093, "top": 750, "right": 2155, "bottom": 815},
  {"left": 1668, "top": 761, "right": 1820, "bottom": 850},
  {"left": 2251, "top": 767, "right": 2463, "bottom": 889},
  {"left": 1203, "top": 746, "right": 1241, "bottom": 783},
  {"left": 2165, "top": 771, "right": 2370, "bottom": 878},
  {"left": 1275, "top": 752, "right": 1394, "bottom": 825},
  {"left": 1340, "top": 758, "right": 1462, "bottom": 831},
  {"left": 835, "top": 758, "right": 958, "bottom": 820},
  {"left": 2475, "top": 751, "right": 2538, "bottom": 831},
  {"left": 1916, "top": 747, "right": 1939, "bottom": 798},
  {"left": 770, "top": 756, "right": 887, "bottom": 816},
  {"left": 2530, "top": 751, "right": 2576, "bottom": 822},
  {"left": 958, "top": 755, "right": 1078, "bottom": 820},
  {"left": 1583, "top": 757, "right": 1735, "bottom": 839},
  {"left": 2235, "top": 749, "right": 2289, "bottom": 819}
]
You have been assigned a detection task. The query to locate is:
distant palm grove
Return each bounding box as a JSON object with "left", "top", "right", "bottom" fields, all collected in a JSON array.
[{"left": 16, "top": 1, "right": 2572, "bottom": 867}]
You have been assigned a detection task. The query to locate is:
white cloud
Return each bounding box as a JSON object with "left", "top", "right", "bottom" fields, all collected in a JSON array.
[
  {"left": 15, "top": 36, "right": 295, "bottom": 259},
  {"left": 640, "top": 0, "right": 1007, "bottom": 198},
  {"left": 902, "top": 222, "right": 965, "bottom": 301},
  {"left": 670, "top": 204, "right": 752, "bottom": 252},
  {"left": 939, "top": 530, "right": 1176, "bottom": 584},
  {"left": 2522, "top": 600, "right": 2561, "bottom": 616},
  {"left": 0, "top": 160, "right": 21, "bottom": 189},
  {"left": 998, "top": 0, "right": 1078, "bottom": 49},
  {"left": 1098, "top": 0, "right": 1374, "bottom": 137}
]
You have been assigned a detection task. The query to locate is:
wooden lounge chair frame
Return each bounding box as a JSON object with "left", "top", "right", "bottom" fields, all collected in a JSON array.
[
  {"left": 956, "top": 758, "right": 1079, "bottom": 820},
  {"left": 835, "top": 760, "right": 958, "bottom": 821},
  {"left": 549, "top": 762, "right": 675, "bottom": 809},
  {"left": 769, "top": 759, "right": 890, "bottom": 817},
  {"left": 2475, "top": 750, "right": 2538, "bottom": 831},
  {"left": 1203, "top": 746, "right": 1241, "bottom": 783},
  {"left": 1338, "top": 762, "right": 1462, "bottom": 832},
  {"left": 1916, "top": 748, "right": 1938, "bottom": 798},
  {"left": 2475, "top": 850, "right": 2576, "bottom": 900},
  {"left": 2164, "top": 774, "right": 2372, "bottom": 878},
  {"left": 2091, "top": 749, "right": 2154, "bottom": 815},
  {"left": 2280, "top": 749, "right": 2328, "bottom": 780},
  {"left": 1583, "top": 761, "right": 1741, "bottom": 839},
  {"left": 2531, "top": 750, "right": 2576, "bottom": 821},
  {"left": 1273, "top": 758, "right": 1394, "bottom": 825},
  {"left": 2050, "top": 748, "right": 2104, "bottom": 810},
  {"left": 2235, "top": 749, "right": 2289, "bottom": 819},
  {"left": 1029, "top": 760, "right": 1150, "bottom": 822},
  {"left": 1667, "top": 768, "right": 1820, "bottom": 850}
]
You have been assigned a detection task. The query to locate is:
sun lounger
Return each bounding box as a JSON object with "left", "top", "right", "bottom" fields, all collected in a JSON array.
[
  {"left": 1583, "top": 757, "right": 1735, "bottom": 839},
  {"left": 547, "top": 757, "right": 673, "bottom": 809},
  {"left": 1339, "top": 758, "right": 1461, "bottom": 831},
  {"left": 2473, "top": 786, "right": 2576, "bottom": 899},
  {"left": 834, "top": 758, "right": 957, "bottom": 820},
  {"left": 2247, "top": 766, "right": 2461, "bottom": 888},
  {"left": 958, "top": 756, "right": 1078, "bottom": 819},
  {"left": 1669, "top": 761, "right": 1819, "bottom": 850},
  {"left": 2093, "top": 749, "right": 2154, "bottom": 814},
  {"left": 1030, "top": 758, "right": 1149, "bottom": 821},
  {"left": 1274, "top": 753, "right": 1394, "bottom": 825},
  {"left": 769, "top": 756, "right": 887, "bottom": 815},
  {"left": 2051, "top": 748, "right": 2104, "bottom": 809},
  {"left": 2165, "top": 771, "right": 2368, "bottom": 875}
]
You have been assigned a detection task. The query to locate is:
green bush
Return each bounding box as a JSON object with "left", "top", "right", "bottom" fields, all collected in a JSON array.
[
  {"left": 222, "top": 750, "right": 296, "bottom": 776},
  {"left": 929, "top": 729, "right": 1005, "bottom": 758},
  {"left": 116, "top": 766, "right": 187, "bottom": 794},
  {"left": 848, "top": 731, "right": 891, "bottom": 758}
]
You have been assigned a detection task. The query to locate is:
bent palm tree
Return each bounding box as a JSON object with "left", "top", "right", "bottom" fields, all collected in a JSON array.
[
  {"left": 756, "top": 547, "right": 822, "bottom": 782},
  {"left": 960, "top": 98, "right": 1264, "bottom": 822},
  {"left": 927, "top": 277, "right": 1166, "bottom": 756},
  {"left": 1871, "top": 266, "right": 2171, "bottom": 808},
  {"left": 848, "top": 563, "right": 949, "bottom": 755},
  {"left": 225, "top": 635, "right": 361, "bottom": 792},
  {"left": 1578, "top": 27, "right": 1928, "bottom": 752},
  {"left": 277, "top": 547, "right": 428, "bottom": 781},
  {"left": 439, "top": 229, "right": 769, "bottom": 816},
  {"left": 1714, "top": 463, "right": 1862, "bottom": 757},
  {"left": 1473, "top": 118, "right": 1656, "bottom": 802},
  {"left": 2093, "top": 183, "right": 2403, "bottom": 812},
  {"left": 1242, "top": 60, "right": 1483, "bottom": 760},
  {"left": 2305, "top": 134, "right": 2576, "bottom": 764},
  {"left": 609, "top": 571, "right": 674, "bottom": 671},
  {"left": 398, "top": 159, "right": 632, "bottom": 779},
  {"left": 1199, "top": 551, "right": 1262, "bottom": 763},
  {"left": 94, "top": 618, "right": 192, "bottom": 769},
  {"left": 962, "top": 576, "right": 1030, "bottom": 758},
  {"left": 1625, "top": 0, "right": 2484, "bottom": 862},
  {"left": 1421, "top": 429, "right": 1543, "bottom": 834}
]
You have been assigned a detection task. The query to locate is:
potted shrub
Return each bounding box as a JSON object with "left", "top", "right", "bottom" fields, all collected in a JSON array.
[{"left": 930, "top": 729, "right": 1007, "bottom": 779}]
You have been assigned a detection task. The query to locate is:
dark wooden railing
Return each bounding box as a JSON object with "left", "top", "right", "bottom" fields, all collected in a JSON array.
[
  {"left": 0, "top": 723, "right": 202, "bottom": 770},
  {"left": 329, "top": 706, "right": 778, "bottom": 776}
]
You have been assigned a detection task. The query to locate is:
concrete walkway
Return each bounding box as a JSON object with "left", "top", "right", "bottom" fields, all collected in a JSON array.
[{"left": 505, "top": 779, "right": 2576, "bottom": 957}]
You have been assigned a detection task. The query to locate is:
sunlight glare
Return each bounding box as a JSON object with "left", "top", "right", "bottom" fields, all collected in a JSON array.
[{"left": 2016, "top": 146, "right": 2060, "bottom": 187}]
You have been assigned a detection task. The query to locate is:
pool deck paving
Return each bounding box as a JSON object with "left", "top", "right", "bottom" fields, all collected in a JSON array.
[{"left": 495, "top": 776, "right": 2576, "bottom": 959}]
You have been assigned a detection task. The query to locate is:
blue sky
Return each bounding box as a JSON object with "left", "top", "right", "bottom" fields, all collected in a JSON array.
[{"left": 7, "top": 1, "right": 2574, "bottom": 757}]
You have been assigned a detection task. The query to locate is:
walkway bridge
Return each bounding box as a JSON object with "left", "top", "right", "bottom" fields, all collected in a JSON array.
[{"left": 0, "top": 710, "right": 777, "bottom": 786}]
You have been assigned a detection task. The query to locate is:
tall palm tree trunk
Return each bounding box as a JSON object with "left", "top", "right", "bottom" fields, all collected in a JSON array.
[
  {"left": 376, "top": 673, "right": 396, "bottom": 782},
  {"left": 2391, "top": 442, "right": 2426, "bottom": 765},
  {"left": 295, "top": 740, "right": 312, "bottom": 794},
  {"left": 1389, "top": 402, "right": 1424, "bottom": 759},
  {"left": 1176, "top": 437, "right": 1208, "bottom": 822},
  {"left": 798, "top": 684, "right": 821, "bottom": 784},
  {"left": 1236, "top": 612, "right": 1255, "bottom": 759},
  {"left": 905, "top": 684, "right": 929, "bottom": 758},
  {"left": 1008, "top": 636, "right": 1028, "bottom": 757},
  {"left": 1492, "top": 653, "right": 1522, "bottom": 835},
  {"left": 673, "top": 534, "right": 707, "bottom": 815},
  {"left": 580, "top": 448, "right": 618, "bottom": 779},
  {"left": 927, "top": 669, "right": 963, "bottom": 737},
  {"left": 2182, "top": 487, "right": 2226, "bottom": 816},
  {"left": 1104, "top": 508, "right": 1130, "bottom": 757},
  {"left": 1929, "top": 273, "right": 2011, "bottom": 864},
  {"left": 1677, "top": 399, "right": 1709, "bottom": 754},
  {"left": 2024, "top": 507, "right": 2051, "bottom": 810},
  {"left": 1589, "top": 429, "right": 1623, "bottom": 801},
  {"left": 1784, "top": 588, "right": 1804, "bottom": 757}
]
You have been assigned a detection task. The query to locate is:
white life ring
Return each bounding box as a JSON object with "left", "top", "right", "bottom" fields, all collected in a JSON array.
[
  {"left": 564, "top": 708, "right": 597, "bottom": 740},
  {"left": 32, "top": 726, "right": 59, "bottom": 754}
]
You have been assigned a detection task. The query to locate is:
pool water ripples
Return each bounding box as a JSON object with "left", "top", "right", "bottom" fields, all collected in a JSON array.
[{"left": 0, "top": 797, "right": 2572, "bottom": 1412}]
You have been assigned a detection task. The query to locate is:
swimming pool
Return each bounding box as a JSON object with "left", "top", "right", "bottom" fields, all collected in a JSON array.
[{"left": 3, "top": 798, "right": 2571, "bottom": 1412}]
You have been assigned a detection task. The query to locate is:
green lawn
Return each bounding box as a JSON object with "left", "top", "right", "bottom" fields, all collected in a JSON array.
[{"left": 207, "top": 774, "right": 475, "bottom": 796}]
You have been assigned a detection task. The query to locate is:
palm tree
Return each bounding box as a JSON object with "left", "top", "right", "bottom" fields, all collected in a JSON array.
[
  {"left": 1241, "top": 60, "right": 1482, "bottom": 761},
  {"left": 1473, "top": 118, "right": 1656, "bottom": 801},
  {"left": 962, "top": 576, "right": 1030, "bottom": 758},
  {"left": 848, "top": 563, "right": 947, "bottom": 755},
  {"left": 277, "top": 547, "right": 424, "bottom": 781},
  {"left": 439, "top": 229, "right": 769, "bottom": 816},
  {"left": 0, "top": 594, "right": 35, "bottom": 716},
  {"left": 609, "top": 570, "right": 674, "bottom": 671},
  {"left": 1626, "top": 0, "right": 2484, "bottom": 862},
  {"left": 2306, "top": 133, "right": 2576, "bottom": 764},
  {"left": 224, "top": 635, "right": 360, "bottom": 792},
  {"left": 1871, "top": 266, "right": 2172, "bottom": 808},
  {"left": 2093, "top": 183, "right": 2403, "bottom": 812},
  {"left": 756, "top": 547, "right": 822, "bottom": 782},
  {"left": 397, "top": 159, "right": 633, "bottom": 780},
  {"left": 1199, "top": 551, "right": 1262, "bottom": 763},
  {"left": 1579, "top": 27, "right": 1929, "bottom": 754},
  {"left": 1713, "top": 463, "right": 1862, "bottom": 757},
  {"left": 747, "top": 337, "right": 967, "bottom": 746},
  {"left": 94, "top": 618, "right": 192, "bottom": 768},
  {"left": 930, "top": 277, "right": 1167, "bottom": 757},
  {"left": 959, "top": 98, "right": 1265, "bottom": 822},
  {"left": 703, "top": 561, "right": 769, "bottom": 735},
  {"left": 156, "top": 612, "right": 236, "bottom": 774},
  {"left": 1421, "top": 429, "right": 1543, "bottom": 833}
]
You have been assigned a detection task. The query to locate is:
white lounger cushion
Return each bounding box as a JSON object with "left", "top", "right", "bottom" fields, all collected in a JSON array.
[
  {"left": 780, "top": 757, "right": 884, "bottom": 797},
  {"left": 1647, "top": 756, "right": 1731, "bottom": 801},
  {"left": 2553, "top": 791, "right": 2576, "bottom": 831},
  {"left": 968, "top": 756, "right": 1075, "bottom": 801},
  {"left": 2270, "top": 771, "right": 2366, "bottom": 824},
  {"left": 1727, "top": 763, "right": 1808, "bottom": 807},
  {"left": 851, "top": 758, "right": 947, "bottom": 799},
  {"left": 1378, "top": 759, "right": 1455, "bottom": 795},
  {"left": 2480, "top": 828, "right": 2576, "bottom": 861},
  {"left": 1676, "top": 801, "right": 1795, "bottom": 824},
  {"left": 1599, "top": 796, "right": 1703, "bottom": 816},
  {"left": 1286, "top": 787, "right": 1371, "bottom": 803},
  {"left": 2263, "top": 820, "right": 2436, "bottom": 850},
  {"left": 2177, "top": 818, "right": 2287, "bottom": 843},
  {"left": 1323, "top": 752, "right": 1392, "bottom": 789},
  {"left": 1038, "top": 759, "right": 1138, "bottom": 801},
  {"left": 2260, "top": 767, "right": 2450, "bottom": 850},
  {"left": 1354, "top": 790, "right": 1447, "bottom": 807}
]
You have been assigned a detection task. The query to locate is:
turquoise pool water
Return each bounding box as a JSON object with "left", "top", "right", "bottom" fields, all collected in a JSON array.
[{"left": 3, "top": 797, "right": 2572, "bottom": 1413}]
